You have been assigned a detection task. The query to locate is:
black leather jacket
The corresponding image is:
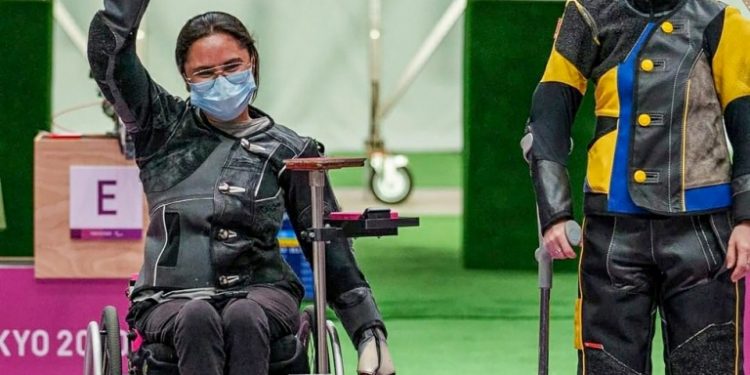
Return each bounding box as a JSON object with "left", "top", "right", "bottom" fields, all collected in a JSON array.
[
  {"left": 527, "top": 0, "right": 750, "bottom": 230},
  {"left": 87, "top": 0, "right": 385, "bottom": 343}
]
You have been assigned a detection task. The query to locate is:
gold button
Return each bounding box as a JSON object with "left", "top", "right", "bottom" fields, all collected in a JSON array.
[
  {"left": 641, "top": 59, "right": 655, "bottom": 72},
  {"left": 638, "top": 114, "right": 652, "bottom": 127},
  {"left": 662, "top": 22, "right": 674, "bottom": 34},
  {"left": 634, "top": 170, "right": 647, "bottom": 183}
]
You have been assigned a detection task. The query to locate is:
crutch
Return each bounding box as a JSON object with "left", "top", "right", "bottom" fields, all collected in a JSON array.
[{"left": 521, "top": 133, "right": 582, "bottom": 375}]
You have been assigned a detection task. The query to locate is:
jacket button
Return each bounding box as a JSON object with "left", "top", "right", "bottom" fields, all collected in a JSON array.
[
  {"left": 634, "top": 170, "right": 647, "bottom": 183},
  {"left": 217, "top": 229, "right": 238, "bottom": 241},
  {"left": 218, "top": 182, "right": 230, "bottom": 193},
  {"left": 638, "top": 114, "right": 652, "bottom": 127},
  {"left": 641, "top": 59, "right": 654, "bottom": 72},
  {"left": 217, "top": 229, "right": 229, "bottom": 240},
  {"left": 661, "top": 22, "right": 674, "bottom": 34}
]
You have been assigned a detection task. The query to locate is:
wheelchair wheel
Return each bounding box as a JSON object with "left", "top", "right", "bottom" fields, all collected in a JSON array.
[
  {"left": 84, "top": 306, "right": 122, "bottom": 375},
  {"left": 101, "top": 306, "right": 122, "bottom": 375},
  {"left": 298, "top": 305, "right": 344, "bottom": 375}
]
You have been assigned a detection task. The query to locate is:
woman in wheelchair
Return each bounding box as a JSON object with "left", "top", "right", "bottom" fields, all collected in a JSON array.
[{"left": 87, "top": 1, "right": 394, "bottom": 374}]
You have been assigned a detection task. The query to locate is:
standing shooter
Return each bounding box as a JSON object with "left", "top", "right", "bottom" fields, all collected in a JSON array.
[{"left": 526, "top": 0, "right": 750, "bottom": 373}]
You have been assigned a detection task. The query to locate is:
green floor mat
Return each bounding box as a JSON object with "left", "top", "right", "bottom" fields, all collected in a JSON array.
[
  {"left": 354, "top": 216, "right": 577, "bottom": 320},
  {"left": 334, "top": 318, "right": 665, "bottom": 375},
  {"left": 330, "top": 216, "right": 666, "bottom": 374},
  {"left": 328, "top": 152, "right": 462, "bottom": 188}
]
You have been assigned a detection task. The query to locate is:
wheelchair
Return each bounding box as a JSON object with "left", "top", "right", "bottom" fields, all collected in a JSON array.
[
  {"left": 84, "top": 157, "right": 417, "bottom": 375},
  {"left": 83, "top": 302, "right": 344, "bottom": 375}
]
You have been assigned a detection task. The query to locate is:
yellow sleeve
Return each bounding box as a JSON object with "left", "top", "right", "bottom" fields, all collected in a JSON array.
[
  {"left": 712, "top": 7, "right": 750, "bottom": 109},
  {"left": 541, "top": 48, "right": 589, "bottom": 95}
]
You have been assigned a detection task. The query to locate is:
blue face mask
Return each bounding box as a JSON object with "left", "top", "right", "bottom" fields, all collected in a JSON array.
[{"left": 189, "top": 69, "right": 257, "bottom": 122}]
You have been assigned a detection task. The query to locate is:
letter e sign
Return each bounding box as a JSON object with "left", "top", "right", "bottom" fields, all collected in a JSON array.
[{"left": 69, "top": 166, "right": 143, "bottom": 240}]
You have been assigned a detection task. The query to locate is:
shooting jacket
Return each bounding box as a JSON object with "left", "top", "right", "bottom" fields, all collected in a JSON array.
[
  {"left": 528, "top": 0, "right": 750, "bottom": 231},
  {"left": 87, "top": 0, "right": 385, "bottom": 342}
]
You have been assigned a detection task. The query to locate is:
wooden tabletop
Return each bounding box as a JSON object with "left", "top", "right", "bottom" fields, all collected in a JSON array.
[{"left": 284, "top": 157, "right": 366, "bottom": 171}]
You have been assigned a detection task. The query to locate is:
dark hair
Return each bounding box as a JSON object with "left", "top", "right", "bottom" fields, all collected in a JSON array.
[{"left": 175, "top": 11, "right": 260, "bottom": 98}]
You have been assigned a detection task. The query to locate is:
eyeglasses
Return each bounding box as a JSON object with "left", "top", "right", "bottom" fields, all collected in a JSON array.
[{"left": 185, "top": 61, "right": 253, "bottom": 84}]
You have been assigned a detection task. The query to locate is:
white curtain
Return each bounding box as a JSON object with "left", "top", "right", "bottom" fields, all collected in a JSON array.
[
  {"left": 52, "top": 0, "right": 749, "bottom": 152},
  {"left": 52, "top": 0, "right": 464, "bottom": 152}
]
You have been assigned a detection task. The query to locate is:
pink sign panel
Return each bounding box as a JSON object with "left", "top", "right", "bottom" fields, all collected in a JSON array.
[
  {"left": 0, "top": 266, "right": 129, "bottom": 374},
  {"left": 70, "top": 229, "right": 142, "bottom": 240},
  {"left": 0, "top": 266, "right": 748, "bottom": 372},
  {"left": 69, "top": 166, "right": 143, "bottom": 240}
]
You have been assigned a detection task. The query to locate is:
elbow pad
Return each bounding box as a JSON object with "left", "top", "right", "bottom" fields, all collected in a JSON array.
[
  {"left": 531, "top": 159, "right": 573, "bottom": 232},
  {"left": 331, "top": 287, "right": 386, "bottom": 346}
]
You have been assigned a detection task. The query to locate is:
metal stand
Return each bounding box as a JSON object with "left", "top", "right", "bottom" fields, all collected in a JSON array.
[
  {"left": 309, "top": 170, "right": 329, "bottom": 374},
  {"left": 367, "top": 0, "right": 384, "bottom": 153},
  {"left": 367, "top": 0, "right": 466, "bottom": 139},
  {"left": 285, "top": 157, "right": 367, "bottom": 375},
  {"left": 364, "top": 0, "right": 465, "bottom": 204},
  {"left": 285, "top": 156, "right": 419, "bottom": 374}
]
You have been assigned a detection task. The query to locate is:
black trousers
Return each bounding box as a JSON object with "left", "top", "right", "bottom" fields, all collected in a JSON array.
[
  {"left": 577, "top": 213, "right": 744, "bottom": 374},
  {"left": 135, "top": 285, "right": 300, "bottom": 375}
]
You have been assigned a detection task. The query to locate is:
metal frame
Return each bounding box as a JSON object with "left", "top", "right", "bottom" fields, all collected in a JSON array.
[
  {"left": 308, "top": 170, "right": 330, "bottom": 374},
  {"left": 299, "top": 306, "right": 342, "bottom": 375},
  {"left": 326, "top": 321, "right": 345, "bottom": 375},
  {"left": 366, "top": 0, "right": 466, "bottom": 152},
  {"left": 84, "top": 321, "right": 103, "bottom": 375}
]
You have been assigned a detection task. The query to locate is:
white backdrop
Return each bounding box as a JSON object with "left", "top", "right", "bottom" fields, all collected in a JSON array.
[
  {"left": 52, "top": 0, "right": 465, "bottom": 152},
  {"left": 51, "top": 0, "right": 750, "bottom": 152}
]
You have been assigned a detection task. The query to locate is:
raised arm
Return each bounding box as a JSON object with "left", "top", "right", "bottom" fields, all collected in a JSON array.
[{"left": 88, "top": 0, "right": 183, "bottom": 136}]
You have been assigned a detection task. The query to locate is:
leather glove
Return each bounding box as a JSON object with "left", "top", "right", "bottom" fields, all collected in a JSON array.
[
  {"left": 330, "top": 287, "right": 392, "bottom": 374},
  {"left": 356, "top": 327, "right": 394, "bottom": 375}
]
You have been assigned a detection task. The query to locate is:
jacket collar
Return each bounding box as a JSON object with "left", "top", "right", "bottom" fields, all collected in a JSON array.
[
  {"left": 626, "top": 0, "right": 683, "bottom": 15},
  {"left": 190, "top": 102, "right": 276, "bottom": 138}
]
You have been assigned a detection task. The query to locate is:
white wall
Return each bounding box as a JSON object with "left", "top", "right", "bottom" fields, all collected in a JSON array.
[
  {"left": 52, "top": 0, "right": 465, "bottom": 152},
  {"left": 737, "top": 0, "right": 750, "bottom": 16},
  {"left": 51, "top": 0, "right": 750, "bottom": 152}
]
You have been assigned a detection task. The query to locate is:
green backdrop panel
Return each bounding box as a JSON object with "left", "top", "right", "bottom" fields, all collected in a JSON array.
[
  {"left": 0, "top": 0, "right": 53, "bottom": 256},
  {"left": 463, "top": 0, "right": 595, "bottom": 271}
]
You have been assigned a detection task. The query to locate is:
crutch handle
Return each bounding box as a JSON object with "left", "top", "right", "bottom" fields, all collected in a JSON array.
[
  {"left": 535, "top": 220, "right": 582, "bottom": 289},
  {"left": 535, "top": 220, "right": 582, "bottom": 260},
  {"left": 520, "top": 133, "right": 533, "bottom": 164},
  {"left": 564, "top": 220, "right": 582, "bottom": 247}
]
